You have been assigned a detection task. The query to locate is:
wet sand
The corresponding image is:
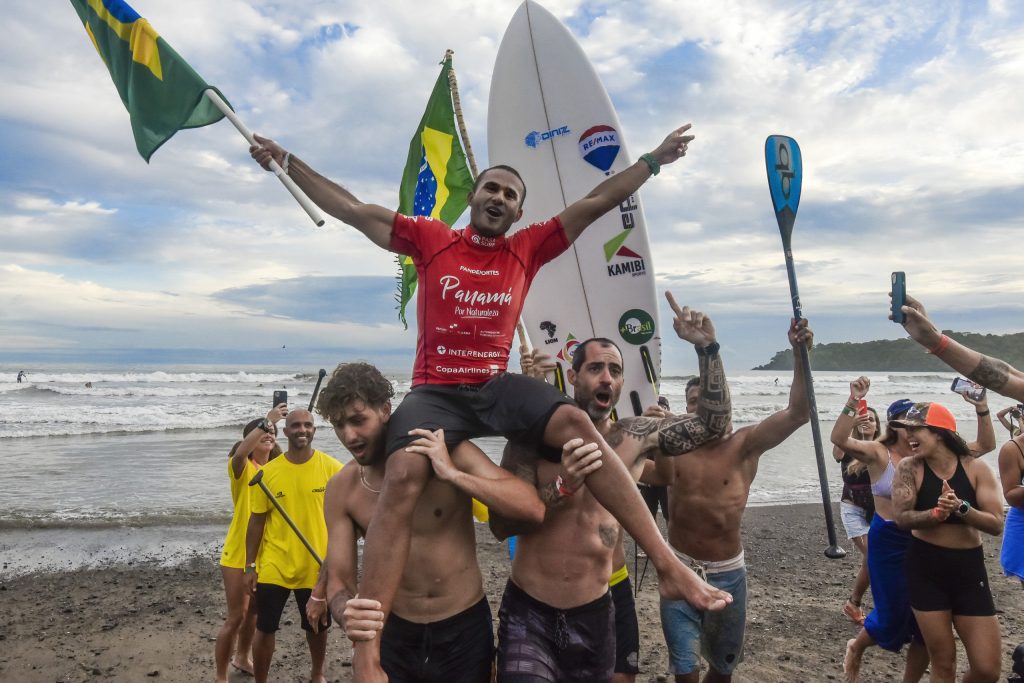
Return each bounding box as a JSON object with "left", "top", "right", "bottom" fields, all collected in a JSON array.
[{"left": 2, "top": 503, "right": 1019, "bottom": 682}]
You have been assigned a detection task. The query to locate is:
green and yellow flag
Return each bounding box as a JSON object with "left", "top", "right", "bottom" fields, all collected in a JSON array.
[
  {"left": 395, "top": 55, "right": 475, "bottom": 328},
  {"left": 70, "top": 0, "right": 228, "bottom": 161}
]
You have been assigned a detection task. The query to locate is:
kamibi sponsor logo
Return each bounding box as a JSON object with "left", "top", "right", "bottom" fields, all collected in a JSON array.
[
  {"left": 579, "top": 125, "right": 620, "bottom": 174},
  {"left": 603, "top": 228, "right": 646, "bottom": 278},
  {"left": 618, "top": 309, "right": 655, "bottom": 345},
  {"left": 525, "top": 125, "right": 571, "bottom": 148}
]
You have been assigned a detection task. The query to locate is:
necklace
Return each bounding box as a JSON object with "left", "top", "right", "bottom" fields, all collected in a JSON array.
[{"left": 359, "top": 466, "right": 381, "bottom": 494}]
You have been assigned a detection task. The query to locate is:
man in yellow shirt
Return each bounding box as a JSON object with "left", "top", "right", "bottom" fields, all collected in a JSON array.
[{"left": 244, "top": 408, "right": 343, "bottom": 683}]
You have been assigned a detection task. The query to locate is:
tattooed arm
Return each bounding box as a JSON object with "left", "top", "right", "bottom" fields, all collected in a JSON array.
[
  {"left": 898, "top": 293, "right": 1024, "bottom": 401},
  {"left": 892, "top": 457, "right": 946, "bottom": 529}
]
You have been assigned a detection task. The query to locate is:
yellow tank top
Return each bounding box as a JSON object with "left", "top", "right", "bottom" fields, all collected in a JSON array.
[{"left": 220, "top": 457, "right": 259, "bottom": 569}]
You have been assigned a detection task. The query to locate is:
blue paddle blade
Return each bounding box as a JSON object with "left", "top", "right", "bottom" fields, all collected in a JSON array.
[{"left": 765, "top": 135, "right": 802, "bottom": 244}]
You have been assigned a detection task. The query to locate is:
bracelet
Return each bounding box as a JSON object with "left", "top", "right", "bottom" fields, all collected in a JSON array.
[
  {"left": 976, "top": 410, "right": 989, "bottom": 417},
  {"left": 639, "top": 152, "right": 660, "bottom": 176},
  {"left": 555, "top": 475, "right": 575, "bottom": 498},
  {"left": 308, "top": 595, "right": 326, "bottom": 603},
  {"left": 927, "top": 334, "right": 950, "bottom": 355},
  {"left": 282, "top": 151, "right": 291, "bottom": 175},
  {"left": 841, "top": 406, "right": 856, "bottom": 417},
  {"left": 695, "top": 342, "right": 720, "bottom": 357}
]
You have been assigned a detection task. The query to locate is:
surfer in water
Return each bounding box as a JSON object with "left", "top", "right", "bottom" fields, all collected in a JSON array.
[
  {"left": 314, "top": 362, "right": 545, "bottom": 682},
  {"left": 251, "top": 124, "right": 735, "bottom": 683},
  {"left": 489, "top": 296, "right": 729, "bottom": 683}
]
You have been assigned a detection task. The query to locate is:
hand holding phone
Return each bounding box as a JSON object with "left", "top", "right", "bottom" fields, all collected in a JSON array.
[
  {"left": 273, "top": 389, "right": 288, "bottom": 409},
  {"left": 950, "top": 377, "right": 985, "bottom": 402},
  {"left": 890, "top": 272, "right": 906, "bottom": 324},
  {"left": 856, "top": 399, "right": 868, "bottom": 416}
]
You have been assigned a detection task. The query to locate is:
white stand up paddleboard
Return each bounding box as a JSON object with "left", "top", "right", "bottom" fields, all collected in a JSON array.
[{"left": 488, "top": 0, "right": 661, "bottom": 417}]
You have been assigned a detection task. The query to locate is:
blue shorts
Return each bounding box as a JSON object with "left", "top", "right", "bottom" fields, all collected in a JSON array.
[{"left": 659, "top": 566, "right": 747, "bottom": 676}]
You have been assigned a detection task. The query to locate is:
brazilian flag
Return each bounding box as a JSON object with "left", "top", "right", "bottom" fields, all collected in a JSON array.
[
  {"left": 395, "top": 55, "right": 475, "bottom": 328},
  {"left": 70, "top": 0, "right": 228, "bottom": 161}
]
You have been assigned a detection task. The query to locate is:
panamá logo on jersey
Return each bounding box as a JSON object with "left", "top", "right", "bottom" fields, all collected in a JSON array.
[
  {"left": 603, "top": 228, "right": 646, "bottom": 277},
  {"left": 556, "top": 333, "right": 581, "bottom": 362},
  {"left": 579, "top": 125, "right": 620, "bottom": 174},
  {"left": 619, "top": 309, "right": 655, "bottom": 345},
  {"left": 525, "top": 125, "right": 571, "bottom": 148}
]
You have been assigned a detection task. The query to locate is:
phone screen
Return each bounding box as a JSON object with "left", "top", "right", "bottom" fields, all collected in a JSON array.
[{"left": 891, "top": 272, "right": 906, "bottom": 323}]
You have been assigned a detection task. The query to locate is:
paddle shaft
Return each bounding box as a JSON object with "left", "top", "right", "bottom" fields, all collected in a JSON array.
[
  {"left": 781, "top": 247, "right": 843, "bottom": 556},
  {"left": 250, "top": 470, "right": 322, "bottom": 567},
  {"left": 308, "top": 369, "right": 327, "bottom": 412}
]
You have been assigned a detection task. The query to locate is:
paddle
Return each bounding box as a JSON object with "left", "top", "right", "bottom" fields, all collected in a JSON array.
[
  {"left": 764, "top": 135, "right": 845, "bottom": 560},
  {"left": 249, "top": 469, "right": 323, "bottom": 566},
  {"left": 308, "top": 368, "right": 327, "bottom": 412}
]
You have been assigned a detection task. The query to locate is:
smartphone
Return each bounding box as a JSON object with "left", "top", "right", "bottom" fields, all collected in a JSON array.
[
  {"left": 950, "top": 377, "right": 985, "bottom": 402},
  {"left": 272, "top": 389, "right": 288, "bottom": 408},
  {"left": 856, "top": 399, "right": 868, "bottom": 416},
  {"left": 891, "top": 272, "right": 906, "bottom": 323}
]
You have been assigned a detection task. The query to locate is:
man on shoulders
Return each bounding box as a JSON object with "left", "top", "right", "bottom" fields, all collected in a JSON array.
[
  {"left": 490, "top": 295, "right": 732, "bottom": 683},
  {"left": 647, "top": 319, "right": 813, "bottom": 683},
  {"left": 244, "top": 409, "right": 343, "bottom": 683},
  {"left": 251, "top": 125, "right": 735, "bottom": 682},
  {"left": 313, "top": 362, "right": 544, "bottom": 682}
]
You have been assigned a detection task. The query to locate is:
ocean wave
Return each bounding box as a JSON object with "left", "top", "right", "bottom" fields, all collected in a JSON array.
[
  {"left": 8, "top": 370, "right": 303, "bottom": 384},
  {"left": 26, "top": 385, "right": 291, "bottom": 399},
  {"left": 0, "top": 510, "right": 232, "bottom": 530}
]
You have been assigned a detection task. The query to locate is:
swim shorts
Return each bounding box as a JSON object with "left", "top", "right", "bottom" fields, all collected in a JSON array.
[
  {"left": 660, "top": 549, "right": 746, "bottom": 676},
  {"left": 386, "top": 373, "right": 574, "bottom": 461},
  {"left": 497, "top": 580, "right": 614, "bottom": 683},
  {"left": 380, "top": 597, "right": 494, "bottom": 683},
  {"left": 905, "top": 537, "right": 995, "bottom": 616},
  {"left": 840, "top": 500, "right": 871, "bottom": 539},
  {"left": 254, "top": 583, "right": 331, "bottom": 634},
  {"left": 610, "top": 573, "right": 640, "bottom": 674}
]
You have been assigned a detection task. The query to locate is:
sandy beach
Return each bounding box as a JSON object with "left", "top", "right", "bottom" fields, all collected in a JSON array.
[{"left": 2, "top": 503, "right": 1019, "bottom": 682}]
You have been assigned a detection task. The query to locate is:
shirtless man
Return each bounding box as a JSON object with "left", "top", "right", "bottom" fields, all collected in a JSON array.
[
  {"left": 490, "top": 295, "right": 732, "bottom": 683},
  {"left": 251, "top": 125, "right": 732, "bottom": 682},
  {"left": 648, "top": 319, "right": 813, "bottom": 683},
  {"left": 312, "top": 362, "right": 545, "bottom": 682}
]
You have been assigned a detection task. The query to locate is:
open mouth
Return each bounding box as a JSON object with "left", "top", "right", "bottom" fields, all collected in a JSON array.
[
  {"left": 594, "top": 389, "right": 612, "bottom": 406},
  {"left": 347, "top": 441, "right": 366, "bottom": 457},
  {"left": 907, "top": 438, "right": 920, "bottom": 451},
  {"left": 485, "top": 206, "right": 502, "bottom": 219}
]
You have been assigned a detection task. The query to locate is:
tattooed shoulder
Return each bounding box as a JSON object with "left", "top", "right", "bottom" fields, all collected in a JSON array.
[{"left": 968, "top": 356, "right": 1011, "bottom": 390}]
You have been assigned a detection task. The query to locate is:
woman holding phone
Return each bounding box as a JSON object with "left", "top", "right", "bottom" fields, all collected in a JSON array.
[
  {"left": 891, "top": 402, "right": 1003, "bottom": 683},
  {"left": 830, "top": 379, "right": 929, "bottom": 683},
  {"left": 831, "top": 402, "right": 879, "bottom": 625},
  {"left": 214, "top": 403, "right": 286, "bottom": 682}
]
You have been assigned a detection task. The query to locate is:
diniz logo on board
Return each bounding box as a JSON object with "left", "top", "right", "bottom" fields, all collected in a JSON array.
[
  {"left": 579, "top": 125, "right": 620, "bottom": 175},
  {"left": 525, "top": 125, "right": 571, "bottom": 148}
]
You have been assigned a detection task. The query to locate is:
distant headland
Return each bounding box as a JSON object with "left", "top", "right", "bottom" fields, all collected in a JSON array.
[{"left": 753, "top": 330, "right": 1024, "bottom": 371}]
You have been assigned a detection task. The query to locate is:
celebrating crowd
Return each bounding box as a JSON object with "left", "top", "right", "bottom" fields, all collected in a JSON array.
[{"left": 203, "top": 126, "right": 1024, "bottom": 683}]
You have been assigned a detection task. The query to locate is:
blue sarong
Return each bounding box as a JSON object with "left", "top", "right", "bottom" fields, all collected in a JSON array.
[
  {"left": 1002, "top": 505, "right": 1024, "bottom": 580},
  {"left": 863, "top": 515, "right": 919, "bottom": 651}
]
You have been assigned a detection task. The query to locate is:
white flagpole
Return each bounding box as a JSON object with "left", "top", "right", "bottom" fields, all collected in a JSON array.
[{"left": 204, "top": 90, "right": 325, "bottom": 227}]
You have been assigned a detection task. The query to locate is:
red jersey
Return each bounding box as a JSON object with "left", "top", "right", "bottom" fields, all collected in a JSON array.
[{"left": 390, "top": 215, "right": 569, "bottom": 386}]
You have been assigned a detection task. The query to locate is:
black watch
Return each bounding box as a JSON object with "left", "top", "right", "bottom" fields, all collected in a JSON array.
[
  {"left": 955, "top": 500, "right": 971, "bottom": 518},
  {"left": 695, "top": 342, "right": 720, "bottom": 356},
  {"left": 258, "top": 419, "right": 273, "bottom": 433}
]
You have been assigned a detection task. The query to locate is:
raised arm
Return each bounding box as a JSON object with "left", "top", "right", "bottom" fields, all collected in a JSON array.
[
  {"left": 231, "top": 403, "right": 287, "bottom": 479},
  {"left": 405, "top": 429, "right": 544, "bottom": 525},
  {"left": 250, "top": 135, "right": 396, "bottom": 249},
  {"left": 997, "top": 407, "right": 1018, "bottom": 435},
  {"left": 960, "top": 389, "right": 995, "bottom": 457},
  {"left": 558, "top": 125, "right": 694, "bottom": 243},
  {"left": 830, "top": 377, "right": 886, "bottom": 465},
  {"left": 742, "top": 319, "right": 812, "bottom": 457},
  {"left": 898, "top": 293, "right": 1024, "bottom": 402}
]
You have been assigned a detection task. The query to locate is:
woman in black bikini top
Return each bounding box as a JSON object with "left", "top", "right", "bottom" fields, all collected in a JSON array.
[{"left": 891, "top": 402, "right": 1003, "bottom": 683}]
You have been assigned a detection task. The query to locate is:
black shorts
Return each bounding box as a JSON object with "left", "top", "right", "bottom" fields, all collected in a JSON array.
[
  {"left": 380, "top": 597, "right": 494, "bottom": 683},
  {"left": 386, "top": 373, "right": 574, "bottom": 462},
  {"left": 254, "top": 583, "right": 332, "bottom": 633},
  {"left": 905, "top": 537, "right": 995, "bottom": 616},
  {"left": 496, "top": 580, "right": 614, "bottom": 683},
  {"left": 610, "top": 576, "right": 640, "bottom": 674}
]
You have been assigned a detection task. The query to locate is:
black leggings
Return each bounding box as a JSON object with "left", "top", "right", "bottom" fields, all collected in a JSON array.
[{"left": 905, "top": 537, "right": 995, "bottom": 616}]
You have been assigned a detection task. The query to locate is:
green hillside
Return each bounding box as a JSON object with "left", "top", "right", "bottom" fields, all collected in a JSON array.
[{"left": 753, "top": 330, "right": 1024, "bottom": 371}]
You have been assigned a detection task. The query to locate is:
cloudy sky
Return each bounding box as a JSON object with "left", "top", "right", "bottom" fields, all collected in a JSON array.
[{"left": 2, "top": 0, "right": 1022, "bottom": 374}]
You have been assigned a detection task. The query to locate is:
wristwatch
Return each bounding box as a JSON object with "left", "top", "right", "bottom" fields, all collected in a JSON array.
[
  {"left": 244, "top": 562, "right": 257, "bottom": 574},
  {"left": 955, "top": 500, "right": 971, "bottom": 518},
  {"left": 257, "top": 419, "right": 273, "bottom": 434}
]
